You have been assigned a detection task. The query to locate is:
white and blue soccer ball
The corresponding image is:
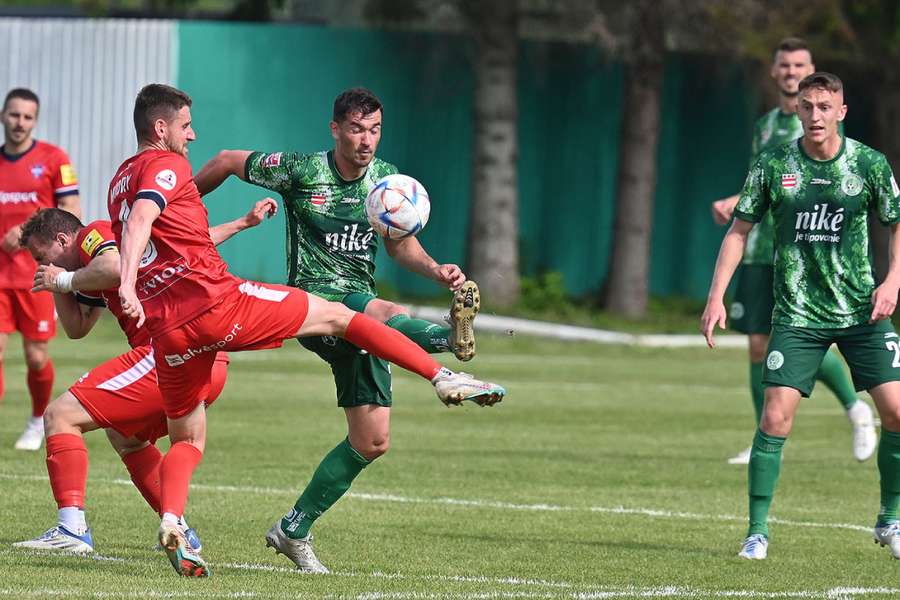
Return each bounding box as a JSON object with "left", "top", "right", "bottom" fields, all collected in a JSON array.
[{"left": 365, "top": 174, "right": 431, "bottom": 239}]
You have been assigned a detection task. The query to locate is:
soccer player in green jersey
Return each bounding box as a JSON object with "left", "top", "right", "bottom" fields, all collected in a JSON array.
[
  {"left": 194, "top": 88, "right": 486, "bottom": 572},
  {"left": 710, "top": 38, "right": 876, "bottom": 465},
  {"left": 702, "top": 72, "right": 900, "bottom": 560}
]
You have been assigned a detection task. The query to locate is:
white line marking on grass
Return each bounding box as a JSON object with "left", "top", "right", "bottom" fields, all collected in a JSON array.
[{"left": 0, "top": 473, "right": 872, "bottom": 534}]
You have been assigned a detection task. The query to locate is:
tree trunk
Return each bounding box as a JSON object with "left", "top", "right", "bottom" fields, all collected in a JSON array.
[
  {"left": 870, "top": 85, "right": 900, "bottom": 282},
  {"left": 465, "top": 1, "right": 520, "bottom": 307},
  {"left": 603, "top": 3, "right": 664, "bottom": 317}
]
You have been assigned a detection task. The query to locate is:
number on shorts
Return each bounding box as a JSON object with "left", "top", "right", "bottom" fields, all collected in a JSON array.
[{"left": 886, "top": 340, "right": 900, "bottom": 368}]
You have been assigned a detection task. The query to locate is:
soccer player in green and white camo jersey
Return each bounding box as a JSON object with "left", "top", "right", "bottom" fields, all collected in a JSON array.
[
  {"left": 709, "top": 38, "right": 875, "bottom": 466},
  {"left": 702, "top": 72, "right": 900, "bottom": 561},
  {"left": 194, "top": 88, "right": 486, "bottom": 573}
]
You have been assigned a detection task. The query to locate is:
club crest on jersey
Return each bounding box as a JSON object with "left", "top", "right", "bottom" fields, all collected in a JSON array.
[
  {"left": 30, "top": 164, "right": 44, "bottom": 178},
  {"left": 264, "top": 153, "right": 282, "bottom": 168},
  {"left": 841, "top": 173, "right": 863, "bottom": 197},
  {"left": 781, "top": 174, "right": 797, "bottom": 188},
  {"left": 309, "top": 189, "right": 329, "bottom": 207},
  {"left": 154, "top": 169, "right": 177, "bottom": 191}
]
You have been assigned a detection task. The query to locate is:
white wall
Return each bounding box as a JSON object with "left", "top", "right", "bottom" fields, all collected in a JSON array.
[{"left": 0, "top": 18, "right": 175, "bottom": 221}]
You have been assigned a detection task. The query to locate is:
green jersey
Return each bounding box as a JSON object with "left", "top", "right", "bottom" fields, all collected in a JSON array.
[
  {"left": 735, "top": 136, "right": 900, "bottom": 328},
  {"left": 742, "top": 108, "right": 805, "bottom": 265},
  {"left": 245, "top": 150, "right": 398, "bottom": 297}
]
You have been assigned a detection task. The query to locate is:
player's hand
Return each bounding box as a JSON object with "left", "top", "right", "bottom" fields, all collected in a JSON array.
[
  {"left": 32, "top": 264, "right": 66, "bottom": 293},
  {"left": 434, "top": 263, "right": 466, "bottom": 291},
  {"left": 244, "top": 198, "right": 278, "bottom": 228},
  {"left": 119, "top": 284, "right": 146, "bottom": 328},
  {"left": 710, "top": 199, "right": 734, "bottom": 226},
  {"left": 2, "top": 225, "right": 22, "bottom": 253},
  {"left": 870, "top": 280, "right": 900, "bottom": 323},
  {"left": 700, "top": 299, "right": 728, "bottom": 348}
]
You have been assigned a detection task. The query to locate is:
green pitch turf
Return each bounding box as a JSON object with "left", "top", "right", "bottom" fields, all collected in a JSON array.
[{"left": 0, "top": 315, "right": 896, "bottom": 599}]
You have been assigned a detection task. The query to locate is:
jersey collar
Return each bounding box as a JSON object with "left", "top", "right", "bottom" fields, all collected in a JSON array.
[
  {"left": 326, "top": 150, "right": 368, "bottom": 184},
  {"left": 797, "top": 135, "right": 846, "bottom": 165},
  {"left": 0, "top": 139, "right": 36, "bottom": 162}
]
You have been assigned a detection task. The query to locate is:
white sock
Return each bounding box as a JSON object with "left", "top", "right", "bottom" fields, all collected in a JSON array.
[
  {"left": 58, "top": 507, "right": 87, "bottom": 535},
  {"left": 431, "top": 367, "right": 454, "bottom": 383},
  {"left": 162, "top": 512, "right": 180, "bottom": 526},
  {"left": 179, "top": 515, "right": 190, "bottom": 530},
  {"left": 28, "top": 416, "right": 43, "bottom": 429}
]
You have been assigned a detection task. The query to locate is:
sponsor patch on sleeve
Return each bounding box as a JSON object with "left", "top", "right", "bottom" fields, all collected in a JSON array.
[
  {"left": 154, "top": 169, "right": 177, "bottom": 191},
  {"left": 264, "top": 153, "right": 282, "bottom": 168},
  {"left": 891, "top": 175, "right": 899, "bottom": 198},
  {"left": 80, "top": 228, "right": 105, "bottom": 257},
  {"left": 60, "top": 164, "right": 77, "bottom": 186}
]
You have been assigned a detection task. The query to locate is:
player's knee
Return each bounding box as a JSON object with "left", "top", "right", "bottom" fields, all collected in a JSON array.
[
  {"left": 879, "top": 406, "right": 900, "bottom": 432},
  {"left": 760, "top": 409, "right": 792, "bottom": 437},
  {"left": 42, "top": 398, "right": 76, "bottom": 435},
  {"left": 356, "top": 435, "right": 390, "bottom": 461},
  {"left": 325, "top": 303, "right": 356, "bottom": 335},
  {"left": 24, "top": 348, "right": 48, "bottom": 371}
]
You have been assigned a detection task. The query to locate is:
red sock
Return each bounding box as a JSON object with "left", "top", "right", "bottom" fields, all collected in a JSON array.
[
  {"left": 27, "top": 360, "right": 54, "bottom": 417},
  {"left": 46, "top": 433, "right": 88, "bottom": 509},
  {"left": 344, "top": 313, "right": 442, "bottom": 380},
  {"left": 160, "top": 442, "right": 203, "bottom": 517},
  {"left": 122, "top": 444, "right": 163, "bottom": 515}
]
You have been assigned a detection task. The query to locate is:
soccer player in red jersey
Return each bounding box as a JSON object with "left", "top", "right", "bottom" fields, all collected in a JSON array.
[
  {"left": 0, "top": 88, "right": 81, "bottom": 451},
  {"left": 11, "top": 201, "right": 273, "bottom": 554},
  {"left": 111, "top": 84, "right": 505, "bottom": 577}
]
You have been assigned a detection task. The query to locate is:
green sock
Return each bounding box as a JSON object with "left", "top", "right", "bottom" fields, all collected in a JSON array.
[
  {"left": 748, "top": 429, "right": 786, "bottom": 538},
  {"left": 750, "top": 361, "right": 764, "bottom": 425},
  {"left": 281, "top": 438, "right": 370, "bottom": 539},
  {"left": 385, "top": 314, "right": 451, "bottom": 354},
  {"left": 815, "top": 350, "right": 857, "bottom": 410},
  {"left": 877, "top": 429, "right": 900, "bottom": 526}
]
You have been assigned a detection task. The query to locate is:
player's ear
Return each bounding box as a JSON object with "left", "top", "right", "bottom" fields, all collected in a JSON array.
[
  {"left": 153, "top": 118, "right": 168, "bottom": 142},
  {"left": 329, "top": 120, "right": 339, "bottom": 141}
]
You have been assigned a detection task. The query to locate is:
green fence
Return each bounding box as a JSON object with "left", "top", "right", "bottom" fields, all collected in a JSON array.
[{"left": 179, "top": 21, "right": 775, "bottom": 301}]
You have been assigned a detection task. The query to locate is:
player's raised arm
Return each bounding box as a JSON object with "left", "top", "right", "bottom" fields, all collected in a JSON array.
[
  {"left": 701, "top": 218, "right": 754, "bottom": 348},
  {"left": 194, "top": 150, "right": 253, "bottom": 195},
  {"left": 208, "top": 197, "right": 278, "bottom": 245},
  {"left": 384, "top": 236, "right": 466, "bottom": 292},
  {"left": 118, "top": 200, "right": 160, "bottom": 327},
  {"left": 32, "top": 251, "right": 120, "bottom": 294}
]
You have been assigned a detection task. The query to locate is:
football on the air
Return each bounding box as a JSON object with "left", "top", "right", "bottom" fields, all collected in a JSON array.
[{"left": 365, "top": 174, "right": 431, "bottom": 239}]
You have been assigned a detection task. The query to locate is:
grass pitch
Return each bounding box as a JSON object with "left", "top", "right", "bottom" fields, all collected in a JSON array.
[{"left": 0, "top": 315, "right": 896, "bottom": 599}]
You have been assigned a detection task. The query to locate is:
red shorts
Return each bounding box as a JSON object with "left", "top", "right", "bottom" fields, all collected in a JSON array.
[
  {"left": 153, "top": 280, "right": 309, "bottom": 419},
  {"left": 0, "top": 289, "right": 56, "bottom": 341},
  {"left": 70, "top": 345, "right": 230, "bottom": 443}
]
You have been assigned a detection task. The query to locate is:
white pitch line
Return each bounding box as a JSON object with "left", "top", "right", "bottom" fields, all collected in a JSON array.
[{"left": 0, "top": 473, "right": 872, "bottom": 534}]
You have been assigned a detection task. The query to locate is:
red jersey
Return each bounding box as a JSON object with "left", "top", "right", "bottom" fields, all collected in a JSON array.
[
  {"left": 0, "top": 140, "right": 78, "bottom": 288},
  {"left": 107, "top": 150, "right": 237, "bottom": 336},
  {"left": 74, "top": 220, "right": 149, "bottom": 348}
]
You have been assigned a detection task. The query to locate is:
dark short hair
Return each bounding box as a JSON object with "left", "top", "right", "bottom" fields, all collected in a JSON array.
[
  {"left": 776, "top": 37, "right": 810, "bottom": 55},
  {"left": 333, "top": 87, "right": 383, "bottom": 123},
  {"left": 20, "top": 208, "right": 84, "bottom": 249},
  {"left": 133, "top": 84, "right": 192, "bottom": 142},
  {"left": 3, "top": 88, "right": 40, "bottom": 113},
  {"left": 798, "top": 72, "right": 843, "bottom": 94}
]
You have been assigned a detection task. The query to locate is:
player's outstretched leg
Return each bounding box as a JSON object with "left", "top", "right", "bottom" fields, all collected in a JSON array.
[{"left": 318, "top": 305, "right": 504, "bottom": 406}]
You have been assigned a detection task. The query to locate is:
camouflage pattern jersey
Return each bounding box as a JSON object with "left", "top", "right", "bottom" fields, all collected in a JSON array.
[
  {"left": 742, "top": 108, "right": 805, "bottom": 265},
  {"left": 735, "top": 136, "right": 900, "bottom": 328},
  {"left": 245, "top": 150, "right": 398, "bottom": 299}
]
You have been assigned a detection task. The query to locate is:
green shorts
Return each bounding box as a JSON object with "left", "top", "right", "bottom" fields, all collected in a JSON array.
[
  {"left": 763, "top": 320, "right": 900, "bottom": 396},
  {"left": 298, "top": 292, "right": 392, "bottom": 408},
  {"left": 730, "top": 264, "right": 774, "bottom": 335}
]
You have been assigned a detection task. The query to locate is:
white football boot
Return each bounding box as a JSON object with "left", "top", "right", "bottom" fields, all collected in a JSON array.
[
  {"left": 448, "top": 281, "right": 480, "bottom": 362},
  {"left": 432, "top": 369, "right": 505, "bottom": 406},
  {"left": 738, "top": 534, "right": 768, "bottom": 560},
  {"left": 14, "top": 416, "right": 44, "bottom": 451},
  {"left": 873, "top": 522, "right": 900, "bottom": 559},
  {"left": 265, "top": 522, "right": 329, "bottom": 573},
  {"left": 13, "top": 525, "right": 93, "bottom": 553},
  {"left": 847, "top": 400, "right": 877, "bottom": 462},
  {"left": 727, "top": 445, "right": 752, "bottom": 465},
  {"left": 158, "top": 520, "right": 209, "bottom": 577}
]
